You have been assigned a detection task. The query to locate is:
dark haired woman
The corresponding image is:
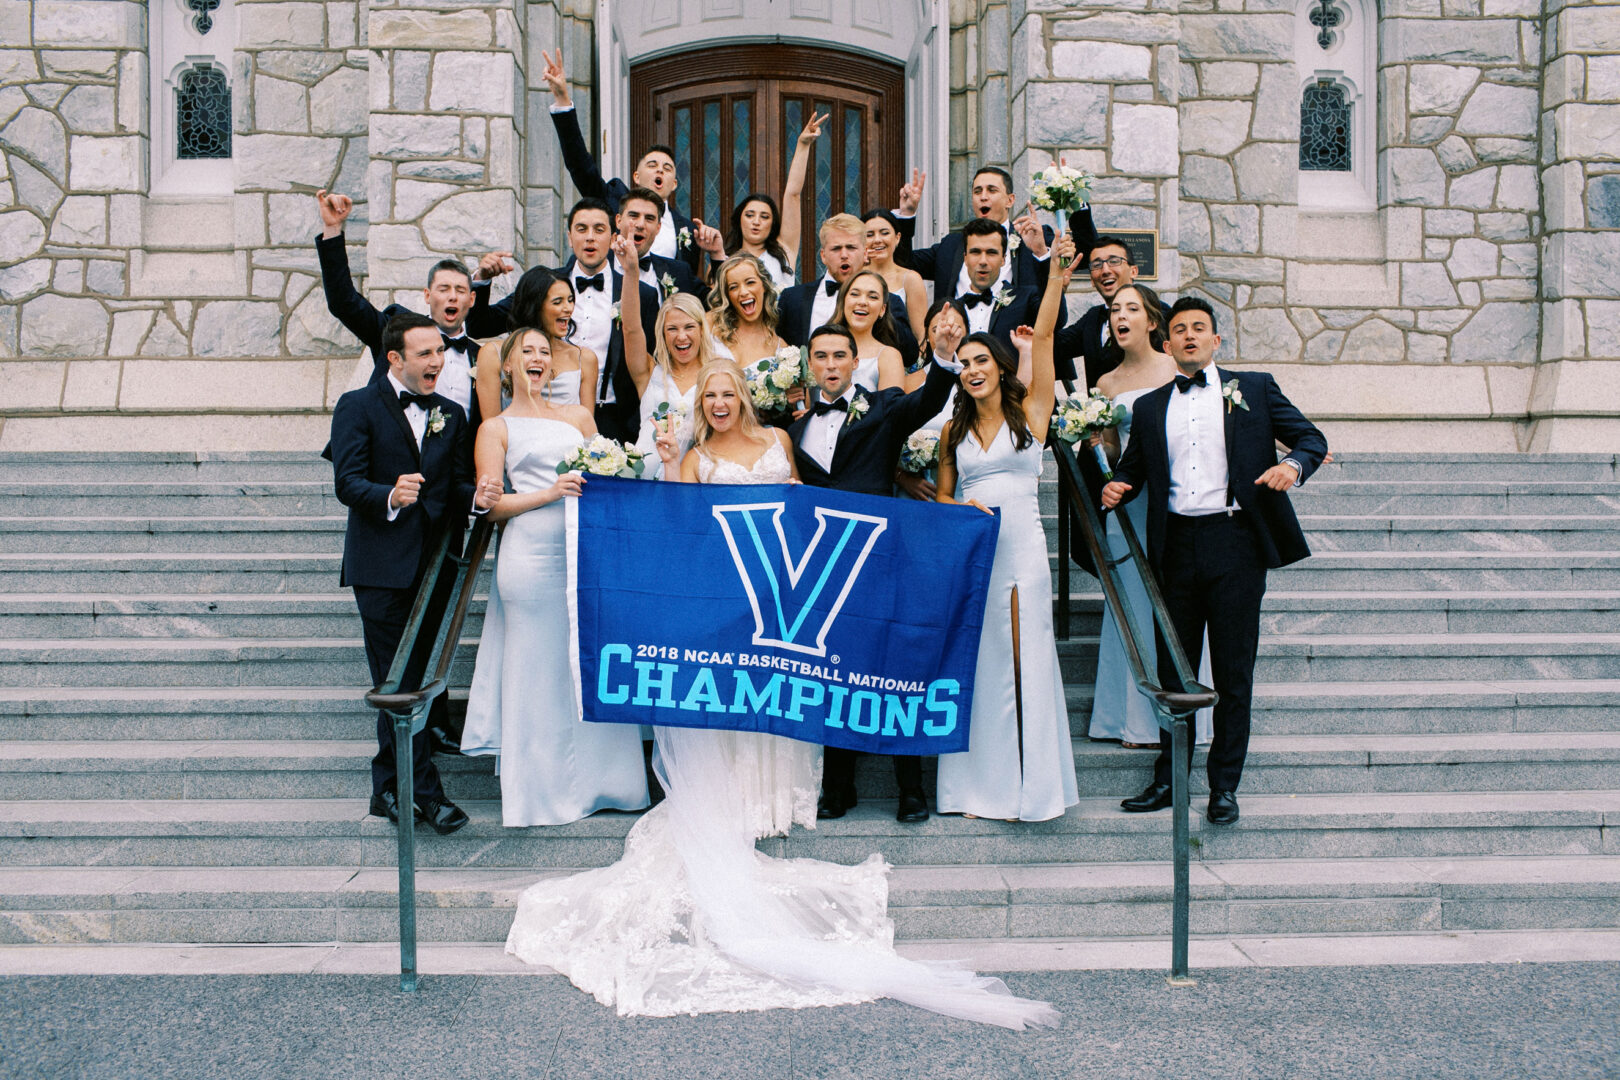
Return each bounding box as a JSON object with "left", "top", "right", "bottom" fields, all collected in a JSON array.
[
  {"left": 1087, "top": 283, "right": 1214, "bottom": 750},
  {"left": 933, "top": 234, "right": 1079, "bottom": 823},
  {"left": 863, "top": 208, "right": 927, "bottom": 345},
  {"left": 474, "top": 266, "right": 597, "bottom": 424},
  {"left": 723, "top": 113, "right": 823, "bottom": 291},
  {"left": 831, "top": 268, "right": 906, "bottom": 391}
]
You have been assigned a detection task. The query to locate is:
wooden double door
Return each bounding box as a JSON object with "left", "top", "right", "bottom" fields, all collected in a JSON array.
[{"left": 630, "top": 46, "right": 905, "bottom": 281}]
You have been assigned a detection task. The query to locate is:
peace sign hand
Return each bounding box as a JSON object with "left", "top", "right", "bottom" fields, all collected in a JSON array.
[
  {"left": 798, "top": 111, "right": 829, "bottom": 146},
  {"left": 897, "top": 168, "right": 926, "bottom": 216},
  {"left": 1012, "top": 203, "right": 1048, "bottom": 257},
  {"left": 542, "top": 48, "right": 571, "bottom": 107}
]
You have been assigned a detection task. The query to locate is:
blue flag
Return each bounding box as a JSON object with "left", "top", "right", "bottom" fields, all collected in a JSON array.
[{"left": 569, "top": 477, "right": 999, "bottom": 755}]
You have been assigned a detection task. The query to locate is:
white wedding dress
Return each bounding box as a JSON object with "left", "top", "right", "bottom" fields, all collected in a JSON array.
[{"left": 506, "top": 439, "right": 1057, "bottom": 1029}]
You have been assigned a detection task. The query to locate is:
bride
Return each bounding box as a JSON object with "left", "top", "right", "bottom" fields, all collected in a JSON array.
[{"left": 503, "top": 358, "right": 1058, "bottom": 1029}]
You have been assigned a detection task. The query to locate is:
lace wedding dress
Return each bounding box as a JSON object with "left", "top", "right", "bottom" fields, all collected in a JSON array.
[{"left": 506, "top": 439, "right": 1058, "bottom": 1029}]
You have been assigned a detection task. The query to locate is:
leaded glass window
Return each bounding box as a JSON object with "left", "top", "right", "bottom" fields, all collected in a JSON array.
[
  {"left": 176, "top": 65, "right": 231, "bottom": 160},
  {"left": 1299, "top": 80, "right": 1349, "bottom": 172}
]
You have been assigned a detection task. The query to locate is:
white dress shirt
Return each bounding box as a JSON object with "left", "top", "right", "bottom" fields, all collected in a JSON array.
[
  {"left": 569, "top": 261, "right": 615, "bottom": 401},
  {"left": 809, "top": 276, "right": 841, "bottom": 332},
  {"left": 651, "top": 207, "right": 677, "bottom": 260},
  {"left": 1164, "top": 363, "right": 1234, "bottom": 517},
  {"left": 803, "top": 385, "right": 857, "bottom": 474},
  {"left": 962, "top": 291, "right": 996, "bottom": 335},
  {"left": 384, "top": 371, "right": 427, "bottom": 523},
  {"left": 639, "top": 258, "right": 660, "bottom": 294},
  {"left": 436, "top": 336, "right": 475, "bottom": 417}
]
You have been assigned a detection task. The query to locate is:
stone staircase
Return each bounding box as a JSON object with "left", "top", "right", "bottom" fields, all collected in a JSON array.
[{"left": 1, "top": 450, "right": 1618, "bottom": 951}]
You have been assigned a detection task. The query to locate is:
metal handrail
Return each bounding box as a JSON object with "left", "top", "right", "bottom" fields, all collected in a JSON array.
[
  {"left": 1049, "top": 434, "right": 1217, "bottom": 985},
  {"left": 363, "top": 513, "right": 495, "bottom": 992}
]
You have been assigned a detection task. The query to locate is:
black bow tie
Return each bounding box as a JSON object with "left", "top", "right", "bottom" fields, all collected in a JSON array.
[
  {"left": 574, "top": 273, "right": 604, "bottom": 292},
  {"left": 441, "top": 334, "right": 473, "bottom": 355},
  {"left": 823, "top": 279, "right": 840, "bottom": 296},
  {"left": 961, "top": 290, "right": 995, "bottom": 309},
  {"left": 640, "top": 257, "right": 654, "bottom": 272},
  {"left": 1174, "top": 370, "right": 1209, "bottom": 393},
  {"left": 812, "top": 396, "right": 850, "bottom": 416},
  {"left": 399, "top": 390, "right": 434, "bottom": 411}
]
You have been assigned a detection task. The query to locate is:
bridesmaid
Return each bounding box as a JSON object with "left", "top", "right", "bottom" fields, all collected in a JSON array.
[
  {"left": 721, "top": 111, "right": 823, "bottom": 291},
  {"left": 863, "top": 208, "right": 928, "bottom": 347},
  {"left": 832, "top": 269, "right": 906, "bottom": 391},
  {"left": 894, "top": 298, "right": 968, "bottom": 502},
  {"left": 705, "top": 254, "right": 787, "bottom": 367},
  {"left": 933, "top": 234, "right": 1079, "bottom": 823},
  {"left": 474, "top": 267, "right": 597, "bottom": 422},
  {"left": 1087, "top": 283, "right": 1214, "bottom": 750},
  {"left": 461, "top": 327, "right": 650, "bottom": 825},
  {"left": 617, "top": 236, "right": 716, "bottom": 478}
]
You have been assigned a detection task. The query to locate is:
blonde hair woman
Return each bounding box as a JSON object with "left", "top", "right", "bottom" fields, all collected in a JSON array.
[
  {"left": 655, "top": 358, "right": 800, "bottom": 485},
  {"left": 706, "top": 254, "right": 786, "bottom": 367}
]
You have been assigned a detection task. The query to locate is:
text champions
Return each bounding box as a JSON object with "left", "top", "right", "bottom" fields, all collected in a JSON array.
[{"left": 593, "top": 643, "right": 961, "bottom": 748}]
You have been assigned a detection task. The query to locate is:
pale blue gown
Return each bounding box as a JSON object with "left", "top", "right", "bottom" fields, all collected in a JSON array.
[
  {"left": 462, "top": 416, "right": 650, "bottom": 826},
  {"left": 1087, "top": 386, "right": 1214, "bottom": 746},
  {"left": 935, "top": 423, "right": 1079, "bottom": 821}
]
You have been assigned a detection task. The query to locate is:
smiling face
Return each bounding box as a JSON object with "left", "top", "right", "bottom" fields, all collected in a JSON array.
[
  {"left": 739, "top": 199, "right": 774, "bottom": 246},
  {"left": 541, "top": 280, "right": 575, "bottom": 340},
  {"left": 864, "top": 216, "right": 897, "bottom": 264},
  {"left": 1089, "top": 243, "right": 1136, "bottom": 303},
  {"left": 840, "top": 272, "right": 887, "bottom": 334},
  {"left": 970, "top": 171, "right": 1017, "bottom": 223},
  {"left": 819, "top": 228, "right": 865, "bottom": 284},
  {"left": 1109, "top": 286, "right": 1153, "bottom": 352},
  {"left": 724, "top": 262, "right": 766, "bottom": 324},
  {"left": 505, "top": 329, "right": 552, "bottom": 399},
  {"left": 661, "top": 307, "right": 703, "bottom": 368},
  {"left": 699, "top": 370, "right": 743, "bottom": 433},
  {"left": 423, "top": 269, "right": 472, "bottom": 333},
  {"left": 1167, "top": 307, "right": 1221, "bottom": 375},
  {"left": 391, "top": 325, "right": 446, "bottom": 396},
  {"left": 632, "top": 150, "right": 677, "bottom": 198},
  {"left": 569, "top": 209, "right": 613, "bottom": 271},
  {"left": 808, "top": 332, "right": 857, "bottom": 398},
  {"left": 957, "top": 341, "right": 1000, "bottom": 402},
  {"left": 963, "top": 233, "right": 1007, "bottom": 292},
  {"left": 618, "top": 197, "right": 663, "bottom": 258}
]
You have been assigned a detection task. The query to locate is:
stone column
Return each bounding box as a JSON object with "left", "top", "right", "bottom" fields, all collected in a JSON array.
[
  {"left": 1534, "top": 0, "right": 1620, "bottom": 450},
  {"left": 364, "top": 0, "right": 524, "bottom": 308}
]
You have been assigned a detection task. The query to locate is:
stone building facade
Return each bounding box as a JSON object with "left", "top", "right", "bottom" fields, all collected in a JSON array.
[{"left": 0, "top": 0, "right": 1616, "bottom": 451}]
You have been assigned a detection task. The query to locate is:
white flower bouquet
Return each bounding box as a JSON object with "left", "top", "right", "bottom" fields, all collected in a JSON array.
[
  {"left": 1029, "top": 163, "right": 1095, "bottom": 267},
  {"left": 1051, "top": 391, "right": 1128, "bottom": 478},
  {"left": 557, "top": 434, "right": 646, "bottom": 478},
  {"left": 649, "top": 396, "right": 693, "bottom": 439},
  {"left": 899, "top": 430, "right": 939, "bottom": 476},
  {"left": 745, "top": 345, "right": 807, "bottom": 420}
]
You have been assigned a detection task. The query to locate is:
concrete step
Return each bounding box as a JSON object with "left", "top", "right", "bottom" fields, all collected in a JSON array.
[
  {"left": 0, "top": 481, "right": 343, "bottom": 518},
  {"left": 6, "top": 732, "right": 1618, "bottom": 801},
  {"left": 0, "top": 517, "right": 345, "bottom": 554},
  {"left": 1037, "top": 513, "right": 1620, "bottom": 553},
  {"left": 1037, "top": 481, "right": 1620, "bottom": 520},
  {"left": 0, "top": 554, "right": 345, "bottom": 593},
  {"left": 1262, "top": 551, "right": 1620, "bottom": 591},
  {"left": 0, "top": 791, "right": 1614, "bottom": 868},
  {"left": 0, "top": 451, "right": 333, "bottom": 483},
  {"left": 3, "top": 855, "right": 1616, "bottom": 945}
]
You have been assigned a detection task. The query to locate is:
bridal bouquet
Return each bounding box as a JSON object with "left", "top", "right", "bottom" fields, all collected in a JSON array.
[
  {"left": 1029, "top": 163, "right": 1095, "bottom": 267},
  {"left": 649, "top": 396, "right": 693, "bottom": 440},
  {"left": 557, "top": 435, "right": 646, "bottom": 479},
  {"left": 899, "top": 430, "right": 939, "bottom": 476},
  {"left": 1051, "top": 391, "right": 1127, "bottom": 479},
  {"left": 745, "top": 345, "right": 807, "bottom": 421}
]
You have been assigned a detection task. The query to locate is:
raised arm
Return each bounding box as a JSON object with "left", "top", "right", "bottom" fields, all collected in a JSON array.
[
  {"left": 314, "top": 190, "right": 385, "bottom": 362},
  {"left": 779, "top": 111, "right": 825, "bottom": 273},
  {"left": 1027, "top": 233, "right": 1074, "bottom": 443},
  {"left": 614, "top": 236, "right": 654, "bottom": 395},
  {"left": 543, "top": 49, "right": 612, "bottom": 202}
]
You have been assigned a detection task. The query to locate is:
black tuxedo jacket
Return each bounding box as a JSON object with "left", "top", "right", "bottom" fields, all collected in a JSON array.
[
  {"left": 776, "top": 281, "right": 921, "bottom": 369},
  {"left": 330, "top": 379, "right": 476, "bottom": 590},
  {"left": 644, "top": 253, "right": 706, "bottom": 300},
  {"left": 550, "top": 106, "right": 702, "bottom": 278},
  {"left": 465, "top": 259, "right": 659, "bottom": 444},
  {"left": 315, "top": 232, "right": 491, "bottom": 364},
  {"left": 957, "top": 284, "right": 1042, "bottom": 355},
  {"left": 1055, "top": 299, "right": 1169, "bottom": 391},
  {"left": 1111, "top": 368, "right": 1328, "bottom": 571},
  {"left": 788, "top": 360, "right": 956, "bottom": 496},
  {"left": 894, "top": 215, "right": 1055, "bottom": 294}
]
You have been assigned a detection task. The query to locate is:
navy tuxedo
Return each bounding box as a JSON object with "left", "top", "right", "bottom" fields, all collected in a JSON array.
[
  {"left": 550, "top": 106, "right": 703, "bottom": 279},
  {"left": 465, "top": 259, "right": 660, "bottom": 444},
  {"left": 894, "top": 214, "right": 1055, "bottom": 295},
  {"left": 644, "top": 253, "right": 706, "bottom": 300},
  {"left": 1111, "top": 367, "right": 1327, "bottom": 794},
  {"left": 777, "top": 280, "right": 921, "bottom": 369},
  {"left": 330, "top": 379, "right": 478, "bottom": 801},
  {"left": 957, "top": 284, "right": 1042, "bottom": 355}
]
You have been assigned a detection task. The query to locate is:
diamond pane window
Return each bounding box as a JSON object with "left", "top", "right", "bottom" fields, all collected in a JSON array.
[
  {"left": 1299, "top": 81, "right": 1350, "bottom": 172},
  {"left": 176, "top": 65, "right": 231, "bottom": 160},
  {"left": 843, "top": 109, "right": 862, "bottom": 215},
  {"left": 732, "top": 99, "right": 751, "bottom": 198},
  {"left": 673, "top": 106, "right": 692, "bottom": 219},
  {"left": 702, "top": 101, "right": 721, "bottom": 226}
]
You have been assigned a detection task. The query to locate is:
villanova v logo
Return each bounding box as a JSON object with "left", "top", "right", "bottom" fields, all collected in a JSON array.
[{"left": 712, "top": 502, "right": 888, "bottom": 657}]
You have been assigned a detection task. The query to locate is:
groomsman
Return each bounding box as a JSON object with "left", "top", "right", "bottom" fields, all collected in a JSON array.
[
  {"left": 1101, "top": 298, "right": 1328, "bottom": 825},
  {"left": 892, "top": 166, "right": 1056, "bottom": 298},
  {"left": 465, "top": 197, "right": 660, "bottom": 444},
  {"left": 614, "top": 187, "right": 720, "bottom": 300},
  {"left": 541, "top": 48, "right": 704, "bottom": 279},
  {"left": 778, "top": 214, "right": 920, "bottom": 365},
  {"left": 314, "top": 188, "right": 494, "bottom": 430},
  {"left": 1055, "top": 231, "right": 1169, "bottom": 391},
  {"left": 954, "top": 217, "right": 1041, "bottom": 353},
  {"left": 330, "top": 312, "right": 502, "bottom": 834},
  {"left": 789, "top": 324, "right": 958, "bottom": 822}
]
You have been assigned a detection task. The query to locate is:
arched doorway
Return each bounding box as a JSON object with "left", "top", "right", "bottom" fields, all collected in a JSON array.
[{"left": 629, "top": 46, "right": 906, "bottom": 279}]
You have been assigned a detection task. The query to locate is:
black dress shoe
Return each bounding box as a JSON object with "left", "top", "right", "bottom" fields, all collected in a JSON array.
[
  {"left": 1206, "top": 790, "right": 1239, "bottom": 825},
  {"left": 896, "top": 790, "right": 930, "bottom": 823},
  {"left": 428, "top": 725, "right": 462, "bottom": 756},
  {"left": 817, "top": 788, "right": 856, "bottom": 820},
  {"left": 369, "top": 790, "right": 403, "bottom": 823},
  {"left": 416, "top": 795, "right": 470, "bottom": 835},
  {"left": 1120, "top": 781, "right": 1173, "bottom": 813}
]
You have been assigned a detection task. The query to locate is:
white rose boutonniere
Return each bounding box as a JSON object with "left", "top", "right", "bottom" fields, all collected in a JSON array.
[
  {"left": 992, "top": 285, "right": 1014, "bottom": 310},
  {"left": 425, "top": 406, "right": 447, "bottom": 438},
  {"left": 611, "top": 300, "right": 622, "bottom": 325},
  {"left": 844, "top": 393, "right": 870, "bottom": 427},
  {"left": 1222, "top": 377, "right": 1249, "bottom": 414},
  {"left": 1007, "top": 228, "right": 1022, "bottom": 255},
  {"left": 677, "top": 227, "right": 692, "bottom": 251},
  {"left": 660, "top": 273, "right": 678, "bottom": 300}
]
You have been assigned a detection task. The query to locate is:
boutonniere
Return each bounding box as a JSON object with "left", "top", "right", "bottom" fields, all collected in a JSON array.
[
  {"left": 425, "top": 406, "right": 447, "bottom": 437},
  {"left": 611, "top": 300, "right": 621, "bottom": 325},
  {"left": 844, "top": 393, "right": 869, "bottom": 427},
  {"left": 1222, "top": 378, "right": 1248, "bottom": 413},
  {"left": 676, "top": 227, "right": 692, "bottom": 251},
  {"left": 1007, "top": 229, "right": 1022, "bottom": 254},
  {"left": 992, "top": 285, "right": 1014, "bottom": 310},
  {"left": 660, "top": 273, "right": 677, "bottom": 299}
]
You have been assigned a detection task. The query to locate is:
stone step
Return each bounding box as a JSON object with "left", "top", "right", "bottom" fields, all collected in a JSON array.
[
  {"left": 1036, "top": 481, "right": 1620, "bottom": 520},
  {"left": 0, "top": 451, "right": 333, "bottom": 483},
  {"left": 0, "top": 517, "right": 345, "bottom": 554},
  {"left": 0, "top": 554, "right": 345, "bottom": 593},
  {"left": 5, "top": 731, "right": 1617, "bottom": 801},
  {"left": 0, "top": 791, "right": 1614, "bottom": 868},
  {"left": 1262, "top": 551, "right": 1620, "bottom": 591},
  {"left": 0, "top": 482, "right": 344, "bottom": 518},
  {"left": 3, "top": 855, "right": 1615, "bottom": 945}
]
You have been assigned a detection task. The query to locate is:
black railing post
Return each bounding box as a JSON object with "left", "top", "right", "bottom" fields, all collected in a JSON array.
[
  {"left": 1056, "top": 461, "right": 1072, "bottom": 640},
  {"left": 1168, "top": 712, "right": 1195, "bottom": 986},
  {"left": 393, "top": 708, "right": 419, "bottom": 993}
]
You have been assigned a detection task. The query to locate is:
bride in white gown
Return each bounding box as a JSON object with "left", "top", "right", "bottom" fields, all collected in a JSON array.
[{"left": 504, "top": 358, "right": 1058, "bottom": 1029}]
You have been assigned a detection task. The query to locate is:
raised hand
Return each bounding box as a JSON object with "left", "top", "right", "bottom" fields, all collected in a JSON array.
[
  {"left": 476, "top": 251, "right": 515, "bottom": 281},
  {"left": 391, "top": 472, "right": 424, "bottom": 510},
  {"left": 692, "top": 218, "right": 725, "bottom": 257},
  {"left": 798, "top": 111, "right": 828, "bottom": 146},
  {"left": 1100, "top": 480, "right": 1131, "bottom": 509},
  {"left": 1012, "top": 202, "right": 1048, "bottom": 257},
  {"left": 931, "top": 312, "right": 965, "bottom": 362},
  {"left": 1052, "top": 231, "right": 1079, "bottom": 283},
  {"left": 897, "top": 168, "right": 926, "bottom": 216},
  {"left": 542, "top": 48, "right": 571, "bottom": 107},
  {"left": 316, "top": 189, "right": 352, "bottom": 239},
  {"left": 653, "top": 417, "right": 681, "bottom": 466},
  {"left": 611, "top": 233, "right": 638, "bottom": 275}
]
